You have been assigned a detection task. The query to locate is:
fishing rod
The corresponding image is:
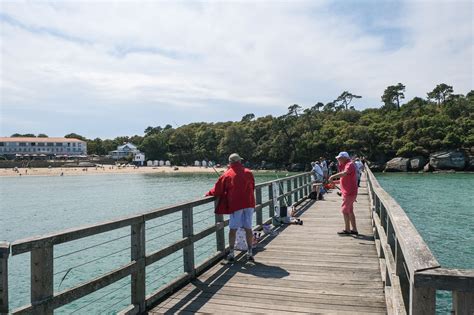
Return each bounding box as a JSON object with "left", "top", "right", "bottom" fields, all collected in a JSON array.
[{"left": 274, "top": 171, "right": 291, "bottom": 207}]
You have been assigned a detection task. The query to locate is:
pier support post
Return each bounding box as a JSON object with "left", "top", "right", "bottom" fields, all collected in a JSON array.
[
  {"left": 215, "top": 200, "right": 225, "bottom": 253},
  {"left": 131, "top": 219, "right": 146, "bottom": 312},
  {"left": 0, "top": 242, "right": 9, "bottom": 315},
  {"left": 31, "top": 243, "right": 54, "bottom": 315},
  {"left": 182, "top": 207, "right": 195, "bottom": 276}
]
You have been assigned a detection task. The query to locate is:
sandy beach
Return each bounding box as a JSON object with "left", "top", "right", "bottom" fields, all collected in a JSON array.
[{"left": 0, "top": 166, "right": 234, "bottom": 177}]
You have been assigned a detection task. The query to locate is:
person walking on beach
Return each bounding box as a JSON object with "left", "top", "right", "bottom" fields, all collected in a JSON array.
[
  {"left": 329, "top": 151, "right": 358, "bottom": 235},
  {"left": 205, "top": 153, "right": 256, "bottom": 262}
]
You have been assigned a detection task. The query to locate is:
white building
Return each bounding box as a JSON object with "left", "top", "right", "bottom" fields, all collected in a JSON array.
[
  {"left": 133, "top": 153, "right": 146, "bottom": 166},
  {"left": 109, "top": 143, "right": 145, "bottom": 163},
  {"left": 0, "top": 137, "right": 87, "bottom": 158}
]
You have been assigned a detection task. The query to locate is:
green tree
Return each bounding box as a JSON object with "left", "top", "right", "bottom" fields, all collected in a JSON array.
[
  {"left": 382, "top": 83, "right": 405, "bottom": 110},
  {"left": 334, "top": 91, "right": 362, "bottom": 110},
  {"left": 11, "top": 133, "right": 35, "bottom": 137},
  {"left": 241, "top": 113, "right": 255, "bottom": 122},
  {"left": 427, "top": 83, "right": 453, "bottom": 105},
  {"left": 65, "top": 133, "right": 87, "bottom": 141}
]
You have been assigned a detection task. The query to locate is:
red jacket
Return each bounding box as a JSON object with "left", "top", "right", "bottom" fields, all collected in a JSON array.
[{"left": 206, "top": 163, "right": 255, "bottom": 214}]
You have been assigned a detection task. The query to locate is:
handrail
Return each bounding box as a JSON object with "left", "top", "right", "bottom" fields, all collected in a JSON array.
[
  {"left": 1, "top": 172, "right": 312, "bottom": 314},
  {"left": 366, "top": 166, "right": 474, "bottom": 315}
]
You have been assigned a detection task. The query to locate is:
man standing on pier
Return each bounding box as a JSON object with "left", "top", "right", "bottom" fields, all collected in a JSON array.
[
  {"left": 329, "top": 151, "right": 358, "bottom": 235},
  {"left": 206, "top": 153, "right": 256, "bottom": 262}
]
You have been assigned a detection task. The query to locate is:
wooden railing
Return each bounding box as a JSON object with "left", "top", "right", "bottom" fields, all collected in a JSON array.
[
  {"left": 0, "top": 172, "right": 311, "bottom": 314},
  {"left": 366, "top": 167, "right": 474, "bottom": 315}
]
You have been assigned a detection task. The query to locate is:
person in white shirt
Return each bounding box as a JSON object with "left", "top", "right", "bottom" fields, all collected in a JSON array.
[
  {"left": 354, "top": 158, "right": 364, "bottom": 187},
  {"left": 320, "top": 157, "right": 328, "bottom": 179},
  {"left": 311, "top": 161, "right": 324, "bottom": 200}
]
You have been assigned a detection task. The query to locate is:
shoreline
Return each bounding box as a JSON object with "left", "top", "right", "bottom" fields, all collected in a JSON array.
[{"left": 0, "top": 166, "right": 281, "bottom": 177}]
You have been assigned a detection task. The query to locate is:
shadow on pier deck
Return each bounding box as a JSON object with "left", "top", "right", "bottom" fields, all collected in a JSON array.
[{"left": 150, "top": 181, "right": 387, "bottom": 314}]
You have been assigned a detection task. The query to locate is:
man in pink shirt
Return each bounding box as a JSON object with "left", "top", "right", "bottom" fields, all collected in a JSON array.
[{"left": 329, "top": 151, "right": 358, "bottom": 235}]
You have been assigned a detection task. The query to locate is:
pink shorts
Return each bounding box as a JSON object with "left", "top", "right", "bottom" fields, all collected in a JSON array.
[{"left": 341, "top": 195, "right": 357, "bottom": 214}]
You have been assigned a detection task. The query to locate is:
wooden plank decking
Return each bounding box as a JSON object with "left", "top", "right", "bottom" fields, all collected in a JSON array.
[{"left": 150, "top": 179, "right": 386, "bottom": 314}]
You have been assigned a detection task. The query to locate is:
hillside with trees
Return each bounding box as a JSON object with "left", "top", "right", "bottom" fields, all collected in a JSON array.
[{"left": 13, "top": 84, "right": 474, "bottom": 169}]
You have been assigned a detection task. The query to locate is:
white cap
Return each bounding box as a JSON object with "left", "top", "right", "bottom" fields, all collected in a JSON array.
[
  {"left": 336, "top": 151, "right": 350, "bottom": 159},
  {"left": 228, "top": 153, "right": 243, "bottom": 163}
]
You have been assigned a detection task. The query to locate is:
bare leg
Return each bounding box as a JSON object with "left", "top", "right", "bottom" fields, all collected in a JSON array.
[
  {"left": 349, "top": 213, "right": 357, "bottom": 232},
  {"left": 229, "top": 229, "right": 237, "bottom": 250},
  {"left": 245, "top": 228, "right": 253, "bottom": 254},
  {"left": 343, "top": 214, "right": 351, "bottom": 231}
]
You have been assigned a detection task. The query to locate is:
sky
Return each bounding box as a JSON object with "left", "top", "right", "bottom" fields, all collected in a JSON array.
[{"left": 0, "top": 0, "right": 472, "bottom": 139}]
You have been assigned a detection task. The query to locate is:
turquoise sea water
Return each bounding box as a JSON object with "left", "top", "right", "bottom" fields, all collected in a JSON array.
[
  {"left": 0, "top": 172, "right": 280, "bottom": 313},
  {"left": 376, "top": 173, "right": 474, "bottom": 314}
]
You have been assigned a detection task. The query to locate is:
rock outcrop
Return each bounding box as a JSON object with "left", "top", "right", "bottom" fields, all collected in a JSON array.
[
  {"left": 384, "top": 157, "right": 410, "bottom": 172},
  {"left": 409, "top": 156, "right": 427, "bottom": 171},
  {"left": 429, "top": 151, "right": 466, "bottom": 170}
]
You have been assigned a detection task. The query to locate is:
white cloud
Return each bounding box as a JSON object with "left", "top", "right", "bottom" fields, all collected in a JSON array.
[{"left": 0, "top": 0, "right": 472, "bottom": 138}]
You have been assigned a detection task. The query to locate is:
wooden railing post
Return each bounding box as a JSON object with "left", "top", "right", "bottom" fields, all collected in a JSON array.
[
  {"left": 31, "top": 242, "right": 54, "bottom": 315},
  {"left": 279, "top": 181, "right": 284, "bottom": 207},
  {"left": 0, "top": 242, "right": 9, "bottom": 314},
  {"left": 131, "top": 219, "right": 146, "bottom": 312},
  {"left": 287, "top": 179, "right": 292, "bottom": 205},
  {"left": 182, "top": 207, "right": 195, "bottom": 276},
  {"left": 409, "top": 282, "right": 436, "bottom": 315},
  {"left": 255, "top": 187, "right": 262, "bottom": 226},
  {"left": 268, "top": 185, "right": 274, "bottom": 219},
  {"left": 293, "top": 178, "right": 298, "bottom": 202},
  {"left": 214, "top": 199, "right": 225, "bottom": 253},
  {"left": 298, "top": 176, "right": 303, "bottom": 199},
  {"left": 303, "top": 176, "right": 309, "bottom": 196},
  {"left": 453, "top": 291, "right": 474, "bottom": 315}
]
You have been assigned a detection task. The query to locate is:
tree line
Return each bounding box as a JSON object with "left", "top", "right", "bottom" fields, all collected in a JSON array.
[{"left": 12, "top": 83, "right": 474, "bottom": 167}]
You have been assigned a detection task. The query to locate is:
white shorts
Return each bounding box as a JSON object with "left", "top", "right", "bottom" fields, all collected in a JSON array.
[{"left": 229, "top": 208, "right": 254, "bottom": 229}]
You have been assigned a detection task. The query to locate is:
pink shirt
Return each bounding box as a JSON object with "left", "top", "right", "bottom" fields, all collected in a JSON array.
[{"left": 339, "top": 161, "right": 358, "bottom": 196}]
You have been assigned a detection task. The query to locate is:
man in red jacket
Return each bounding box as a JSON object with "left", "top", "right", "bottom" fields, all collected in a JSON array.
[{"left": 206, "top": 153, "right": 256, "bottom": 262}]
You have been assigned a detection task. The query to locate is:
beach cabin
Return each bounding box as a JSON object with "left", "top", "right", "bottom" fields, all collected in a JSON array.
[
  {"left": 201, "top": 160, "right": 207, "bottom": 167},
  {"left": 165, "top": 160, "right": 171, "bottom": 166},
  {"left": 159, "top": 160, "right": 165, "bottom": 166},
  {"left": 147, "top": 160, "right": 153, "bottom": 167},
  {"left": 153, "top": 160, "right": 159, "bottom": 166},
  {"left": 194, "top": 160, "right": 200, "bottom": 166}
]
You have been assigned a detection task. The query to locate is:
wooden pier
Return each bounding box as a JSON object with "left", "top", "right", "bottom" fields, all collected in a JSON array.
[
  {"left": 150, "top": 181, "right": 387, "bottom": 314},
  {"left": 1, "top": 169, "right": 473, "bottom": 314}
]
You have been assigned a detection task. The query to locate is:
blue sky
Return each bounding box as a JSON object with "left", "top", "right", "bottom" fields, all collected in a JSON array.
[{"left": 1, "top": 0, "right": 472, "bottom": 139}]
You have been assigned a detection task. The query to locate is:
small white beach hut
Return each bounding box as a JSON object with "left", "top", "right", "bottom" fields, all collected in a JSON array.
[
  {"left": 201, "top": 160, "right": 207, "bottom": 167},
  {"left": 159, "top": 160, "right": 165, "bottom": 166},
  {"left": 147, "top": 160, "right": 153, "bottom": 167},
  {"left": 194, "top": 160, "right": 200, "bottom": 166},
  {"left": 165, "top": 160, "right": 171, "bottom": 166},
  {"left": 153, "top": 160, "right": 159, "bottom": 166}
]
